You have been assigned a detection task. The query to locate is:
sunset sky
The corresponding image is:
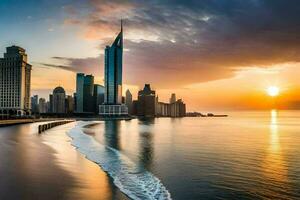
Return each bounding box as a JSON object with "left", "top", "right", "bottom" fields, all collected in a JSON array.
[{"left": 0, "top": 0, "right": 300, "bottom": 111}]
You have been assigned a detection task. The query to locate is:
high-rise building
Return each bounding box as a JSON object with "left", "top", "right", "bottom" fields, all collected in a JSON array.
[
  {"left": 49, "top": 94, "right": 53, "bottom": 113},
  {"left": 83, "top": 75, "right": 94, "bottom": 112},
  {"left": 38, "top": 98, "right": 47, "bottom": 113},
  {"left": 94, "top": 84, "right": 105, "bottom": 113},
  {"left": 136, "top": 84, "right": 156, "bottom": 117},
  {"left": 0, "top": 46, "right": 32, "bottom": 117},
  {"left": 76, "top": 73, "right": 94, "bottom": 113},
  {"left": 155, "top": 94, "right": 186, "bottom": 117},
  {"left": 156, "top": 96, "right": 170, "bottom": 117},
  {"left": 31, "top": 95, "right": 39, "bottom": 113},
  {"left": 170, "top": 93, "right": 176, "bottom": 104},
  {"left": 170, "top": 99, "right": 186, "bottom": 117},
  {"left": 52, "top": 86, "right": 66, "bottom": 113},
  {"left": 65, "top": 95, "right": 74, "bottom": 114},
  {"left": 76, "top": 73, "right": 84, "bottom": 112},
  {"left": 125, "top": 89, "right": 133, "bottom": 114},
  {"left": 104, "top": 21, "right": 123, "bottom": 105},
  {"left": 99, "top": 20, "right": 128, "bottom": 116}
]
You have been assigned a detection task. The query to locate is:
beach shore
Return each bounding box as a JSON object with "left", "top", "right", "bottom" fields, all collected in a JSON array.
[{"left": 0, "top": 122, "right": 128, "bottom": 200}]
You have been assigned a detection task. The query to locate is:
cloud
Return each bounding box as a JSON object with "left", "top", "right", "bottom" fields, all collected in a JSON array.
[
  {"left": 57, "top": 0, "right": 300, "bottom": 87},
  {"left": 35, "top": 62, "right": 76, "bottom": 72},
  {"left": 51, "top": 56, "right": 102, "bottom": 75}
]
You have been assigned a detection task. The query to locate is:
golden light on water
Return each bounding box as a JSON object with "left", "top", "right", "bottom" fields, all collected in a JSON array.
[{"left": 267, "top": 86, "right": 279, "bottom": 97}]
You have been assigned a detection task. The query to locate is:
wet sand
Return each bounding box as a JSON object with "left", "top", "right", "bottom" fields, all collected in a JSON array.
[{"left": 0, "top": 122, "right": 128, "bottom": 200}]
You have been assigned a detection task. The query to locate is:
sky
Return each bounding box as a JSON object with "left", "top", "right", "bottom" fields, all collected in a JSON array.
[{"left": 0, "top": 0, "right": 300, "bottom": 111}]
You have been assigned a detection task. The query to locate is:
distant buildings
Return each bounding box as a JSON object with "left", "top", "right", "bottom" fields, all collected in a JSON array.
[
  {"left": 94, "top": 84, "right": 105, "bottom": 113},
  {"left": 76, "top": 73, "right": 95, "bottom": 113},
  {"left": 0, "top": 46, "right": 32, "bottom": 117},
  {"left": 170, "top": 93, "right": 176, "bottom": 104},
  {"left": 131, "top": 84, "right": 186, "bottom": 118},
  {"left": 65, "top": 95, "right": 74, "bottom": 114},
  {"left": 125, "top": 90, "right": 133, "bottom": 114},
  {"left": 0, "top": 31, "right": 187, "bottom": 119},
  {"left": 135, "top": 84, "right": 156, "bottom": 117},
  {"left": 169, "top": 99, "right": 186, "bottom": 117},
  {"left": 51, "top": 86, "right": 66, "bottom": 113},
  {"left": 31, "top": 95, "right": 39, "bottom": 113},
  {"left": 99, "top": 21, "right": 128, "bottom": 116},
  {"left": 38, "top": 98, "right": 47, "bottom": 113},
  {"left": 156, "top": 94, "right": 186, "bottom": 117},
  {"left": 156, "top": 100, "right": 169, "bottom": 117}
]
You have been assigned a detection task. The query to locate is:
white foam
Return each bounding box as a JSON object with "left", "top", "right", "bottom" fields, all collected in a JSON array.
[{"left": 68, "top": 121, "right": 172, "bottom": 200}]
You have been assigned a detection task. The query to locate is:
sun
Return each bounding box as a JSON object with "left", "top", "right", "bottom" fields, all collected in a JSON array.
[{"left": 267, "top": 86, "right": 279, "bottom": 97}]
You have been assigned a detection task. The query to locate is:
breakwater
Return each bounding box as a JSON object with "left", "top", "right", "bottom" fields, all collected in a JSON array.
[{"left": 38, "top": 120, "right": 74, "bottom": 134}]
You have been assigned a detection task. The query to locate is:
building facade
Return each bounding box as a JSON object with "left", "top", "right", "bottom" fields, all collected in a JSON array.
[
  {"left": 31, "top": 95, "right": 39, "bottom": 113},
  {"left": 156, "top": 100, "right": 170, "bottom": 117},
  {"left": 76, "top": 73, "right": 95, "bottom": 113},
  {"left": 100, "top": 21, "right": 128, "bottom": 116},
  {"left": 38, "top": 98, "right": 47, "bottom": 113},
  {"left": 170, "top": 99, "right": 186, "bottom": 117},
  {"left": 83, "top": 75, "right": 94, "bottom": 113},
  {"left": 52, "top": 86, "right": 66, "bottom": 113},
  {"left": 170, "top": 93, "right": 176, "bottom": 104},
  {"left": 94, "top": 84, "right": 105, "bottom": 113},
  {"left": 136, "top": 84, "right": 156, "bottom": 117},
  {"left": 0, "top": 46, "right": 32, "bottom": 117},
  {"left": 104, "top": 21, "right": 123, "bottom": 105},
  {"left": 76, "top": 73, "right": 84, "bottom": 112},
  {"left": 155, "top": 94, "right": 186, "bottom": 117},
  {"left": 65, "top": 95, "right": 74, "bottom": 114},
  {"left": 125, "top": 89, "right": 133, "bottom": 114}
]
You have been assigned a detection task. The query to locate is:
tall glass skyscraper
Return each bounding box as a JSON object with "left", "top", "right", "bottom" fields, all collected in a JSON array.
[
  {"left": 99, "top": 21, "right": 128, "bottom": 116},
  {"left": 104, "top": 21, "right": 123, "bottom": 105},
  {"left": 76, "top": 73, "right": 94, "bottom": 113}
]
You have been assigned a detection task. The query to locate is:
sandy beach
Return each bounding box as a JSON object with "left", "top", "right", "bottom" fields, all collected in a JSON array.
[{"left": 0, "top": 121, "right": 128, "bottom": 200}]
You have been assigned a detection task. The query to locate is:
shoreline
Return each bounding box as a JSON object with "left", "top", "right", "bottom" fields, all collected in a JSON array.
[
  {"left": 41, "top": 121, "right": 129, "bottom": 200},
  {"left": 0, "top": 121, "right": 128, "bottom": 200}
]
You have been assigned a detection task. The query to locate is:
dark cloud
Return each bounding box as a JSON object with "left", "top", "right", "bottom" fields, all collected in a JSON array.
[
  {"left": 58, "top": 0, "right": 300, "bottom": 87},
  {"left": 35, "top": 62, "right": 76, "bottom": 72}
]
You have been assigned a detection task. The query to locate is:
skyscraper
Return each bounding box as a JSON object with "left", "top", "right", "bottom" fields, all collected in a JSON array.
[
  {"left": 38, "top": 98, "right": 47, "bottom": 113},
  {"left": 65, "top": 95, "right": 74, "bottom": 114},
  {"left": 94, "top": 84, "right": 105, "bottom": 113},
  {"left": 0, "top": 46, "right": 32, "bottom": 117},
  {"left": 125, "top": 89, "right": 133, "bottom": 114},
  {"left": 99, "top": 20, "right": 128, "bottom": 116},
  {"left": 104, "top": 21, "right": 123, "bottom": 105},
  {"left": 136, "top": 84, "right": 156, "bottom": 117},
  {"left": 76, "top": 73, "right": 84, "bottom": 112},
  {"left": 83, "top": 75, "right": 94, "bottom": 112},
  {"left": 170, "top": 99, "right": 186, "bottom": 117},
  {"left": 76, "top": 73, "right": 94, "bottom": 113},
  {"left": 52, "top": 86, "right": 66, "bottom": 113},
  {"left": 170, "top": 93, "right": 176, "bottom": 104},
  {"left": 31, "top": 95, "right": 39, "bottom": 113}
]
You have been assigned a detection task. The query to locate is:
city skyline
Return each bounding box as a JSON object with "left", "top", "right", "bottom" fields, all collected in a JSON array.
[
  {"left": 1, "top": 2, "right": 300, "bottom": 200},
  {"left": 1, "top": 0, "right": 300, "bottom": 111}
]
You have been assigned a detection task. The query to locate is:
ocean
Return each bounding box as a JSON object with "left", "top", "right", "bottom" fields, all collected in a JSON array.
[{"left": 1, "top": 110, "right": 300, "bottom": 199}]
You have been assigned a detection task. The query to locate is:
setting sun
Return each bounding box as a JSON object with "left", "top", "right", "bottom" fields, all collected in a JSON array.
[{"left": 267, "top": 86, "right": 280, "bottom": 97}]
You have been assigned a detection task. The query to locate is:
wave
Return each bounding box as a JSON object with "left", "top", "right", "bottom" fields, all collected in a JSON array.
[{"left": 68, "top": 122, "right": 172, "bottom": 200}]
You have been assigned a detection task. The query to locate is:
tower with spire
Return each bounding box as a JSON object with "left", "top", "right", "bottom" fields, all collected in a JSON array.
[
  {"left": 99, "top": 20, "right": 128, "bottom": 116},
  {"left": 104, "top": 20, "right": 123, "bottom": 104}
]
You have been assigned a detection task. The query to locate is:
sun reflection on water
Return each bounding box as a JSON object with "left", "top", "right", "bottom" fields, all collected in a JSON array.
[
  {"left": 261, "top": 110, "right": 290, "bottom": 198},
  {"left": 270, "top": 109, "right": 280, "bottom": 152}
]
